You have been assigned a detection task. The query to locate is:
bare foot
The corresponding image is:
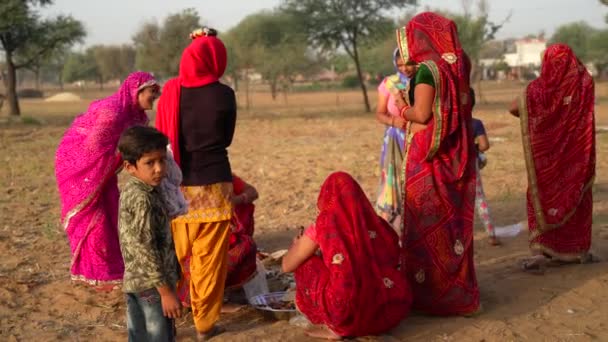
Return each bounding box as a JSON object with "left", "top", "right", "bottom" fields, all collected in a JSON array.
[
  {"left": 488, "top": 236, "right": 501, "bottom": 246},
  {"left": 305, "top": 325, "right": 341, "bottom": 340},
  {"left": 221, "top": 303, "right": 245, "bottom": 313},
  {"left": 197, "top": 325, "right": 225, "bottom": 341},
  {"left": 94, "top": 283, "right": 119, "bottom": 293}
]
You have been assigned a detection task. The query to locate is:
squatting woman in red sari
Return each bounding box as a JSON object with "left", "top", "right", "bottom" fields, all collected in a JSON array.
[
  {"left": 508, "top": 44, "right": 596, "bottom": 272},
  {"left": 394, "top": 12, "right": 480, "bottom": 315},
  {"left": 282, "top": 172, "right": 411, "bottom": 340}
]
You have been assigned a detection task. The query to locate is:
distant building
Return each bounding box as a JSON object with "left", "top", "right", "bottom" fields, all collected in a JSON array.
[{"left": 503, "top": 38, "right": 547, "bottom": 68}]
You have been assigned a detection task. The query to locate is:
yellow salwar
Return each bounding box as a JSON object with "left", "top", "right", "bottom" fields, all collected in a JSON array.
[{"left": 172, "top": 183, "right": 233, "bottom": 333}]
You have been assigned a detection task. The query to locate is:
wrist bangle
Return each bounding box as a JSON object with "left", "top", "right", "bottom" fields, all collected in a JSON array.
[{"left": 400, "top": 106, "right": 408, "bottom": 119}]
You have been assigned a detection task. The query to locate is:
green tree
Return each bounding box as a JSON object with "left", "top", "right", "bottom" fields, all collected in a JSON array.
[
  {"left": 226, "top": 10, "right": 314, "bottom": 100},
  {"left": 283, "top": 0, "right": 417, "bottom": 112},
  {"left": 133, "top": 22, "right": 163, "bottom": 75},
  {"left": 133, "top": 8, "right": 202, "bottom": 78},
  {"left": 589, "top": 29, "right": 608, "bottom": 76},
  {"left": 550, "top": 22, "right": 595, "bottom": 62},
  {"left": 90, "top": 44, "right": 136, "bottom": 87},
  {"left": 0, "top": 0, "right": 85, "bottom": 115},
  {"left": 62, "top": 50, "right": 100, "bottom": 85}
]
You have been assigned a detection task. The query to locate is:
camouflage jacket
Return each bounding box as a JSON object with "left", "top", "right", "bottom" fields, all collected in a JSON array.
[{"left": 118, "top": 176, "right": 180, "bottom": 293}]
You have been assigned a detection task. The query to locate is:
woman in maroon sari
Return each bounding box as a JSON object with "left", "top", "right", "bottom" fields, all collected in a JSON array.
[
  {"left": 394, "top": 12, "right": 480, "bottom": 315},
  {"left": 282, "top": 172, "right": 411, "bottom": 340},
  {"left": 509, "top": 44, "right": 595, "bottom": 272}
]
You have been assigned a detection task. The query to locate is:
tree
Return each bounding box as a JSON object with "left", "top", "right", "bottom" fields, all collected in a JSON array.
[
  {"left": 62, "top": 50, "right": 100, "bottom": 85},
  {"left": 226, "top": 10, "right": 315, "bottom": 101},
  {"left": 133, "top": 8, "right": 202, "bottom": 78},
  {"left": 0, "top": 0, "right": 85, "bottom": 115},
  {"left": 283, "top": 0, "right": 417, "bottom": 112},
  {"left": 550, "top": 22, "right": 595, "bottom": 62},
  {"left": 133, "top": 22, "right": 163, "bottom": 75},
  {"left": 588, "top": 29, "right": 608, "bottom": 76},
  {"left": 90, "top": 44, "right": 136, "bottom": 87}
]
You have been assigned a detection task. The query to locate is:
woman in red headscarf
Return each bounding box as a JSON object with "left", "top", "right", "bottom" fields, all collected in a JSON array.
[
  {"left": 282, "top": 172, "right": 411, "bottom": 340},
  {"left": 508, "top": 44, "right": 595, "bottom": 272},
  {"left": 156, "top": 27, "right": 235, "bottom": 339},
  {"left": 393, "top": 12, "right": 480, "bottom": 316}
]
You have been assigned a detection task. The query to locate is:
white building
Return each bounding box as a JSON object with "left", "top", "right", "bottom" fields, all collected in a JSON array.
[{"left": 503, "top": 38, "right": 547, "bottom": 68}]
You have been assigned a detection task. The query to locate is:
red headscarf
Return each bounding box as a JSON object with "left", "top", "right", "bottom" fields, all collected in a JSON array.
[
  {"left": 156, "top": 33, "right": 228, "bottom": 166},
  {"left": 295, "top": 172, "right": 411, "bottom": 337},
  {"left": 522, "top": 44, "right": 595, "bottom": 230},
  {"left": 396, "top": 12, "right": 473, "bottom": 181}
]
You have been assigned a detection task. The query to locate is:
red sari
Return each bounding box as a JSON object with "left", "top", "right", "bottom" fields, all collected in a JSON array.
[
  {"left": 295, "top": 172, "right": 411, "bottom": 337},
  {"left": 226, "top": 175, "right": 257, "bottom": 288},
  {"left": 520, "top": 44, "right": 595, "bottom": 260},
  {"left": 396, "top": 12, "right": 479, "bottom": 315}
]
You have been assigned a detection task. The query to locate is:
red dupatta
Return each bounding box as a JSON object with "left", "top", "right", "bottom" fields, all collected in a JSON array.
[
  {"left": 521, "top": 44, "right": 595, "bottom": 257},
  {"left": 155, "top": 32, "right": 227, "bottom": 166},
  {"left": 395, "top": 12, "right": 479, "bottom": 315},
  {"left": 226, "top": 174, "right": 257, "bottom": 288},
  {"left": 295, "top": 172, "right": 411, "bottom": 337}
]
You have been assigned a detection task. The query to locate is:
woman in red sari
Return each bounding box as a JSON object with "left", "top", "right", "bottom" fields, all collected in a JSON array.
[
  {"left": 394, "top": 12, "right": 480, "bottom": 316},
  {"left": 282, "top": 172, "right": 411, "bottom": 340},
  {"left": 508, "top": 44, "right": 595, "bottom": 272},
  {"left": 226, "top": 174, "right": 258, "bottom": 289}
]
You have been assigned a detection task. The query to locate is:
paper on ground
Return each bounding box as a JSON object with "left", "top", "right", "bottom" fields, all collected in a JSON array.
[{"left": 494, "top": 223, "right": 523, "bottom": 238}]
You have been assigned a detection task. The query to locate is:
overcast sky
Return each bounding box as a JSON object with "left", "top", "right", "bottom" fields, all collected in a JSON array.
[{"left": 41, "top": 0, "right": 607, "bottom": 47}]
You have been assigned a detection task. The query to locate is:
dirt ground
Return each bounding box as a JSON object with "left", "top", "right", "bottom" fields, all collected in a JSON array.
[{"left": 1, "top": 82, "right": 608, "bottom": 341}]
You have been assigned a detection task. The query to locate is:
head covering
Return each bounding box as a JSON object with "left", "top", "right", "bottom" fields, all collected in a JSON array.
[
  {"left": 522, "top": 44, "right": 595, "bottom": 231},
  {"left": 156, "top": 29, "right": 227, "bottom": 166},
  {"left": 295, "top": 172, "right": 411, "bottom": 337},
  {"left": 55, "top": 71, "right": 156, "bottom": 284},
  {"left": 396, "top": 12, "right": 473, "bottom": 177}
]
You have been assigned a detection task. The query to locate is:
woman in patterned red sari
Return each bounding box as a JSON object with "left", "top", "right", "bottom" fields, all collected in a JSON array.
[
  {"left": 282, "top": 172, "right": 411, "bottom": 340},
  {"left": 225, "top": 174, "right": 258, "bottom": 289},
  {"left": 394, "top": 12, "right": 480, "bottom": 316},
  {"left": 509, "top": 44, "right": 595, "bottom": 272}
]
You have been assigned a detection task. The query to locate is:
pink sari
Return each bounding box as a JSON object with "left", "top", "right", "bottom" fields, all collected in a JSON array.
[{"left": 55, "top": 72, "right": 156, "bottom": 285}]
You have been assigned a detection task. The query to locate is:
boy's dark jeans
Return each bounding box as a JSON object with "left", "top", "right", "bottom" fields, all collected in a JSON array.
[{"left": 126, "top": 288, "right": 175, "bottom": 342}]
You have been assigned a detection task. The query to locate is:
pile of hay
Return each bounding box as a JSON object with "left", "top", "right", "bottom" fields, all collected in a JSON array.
[{"left": 44, "top": 92, "right": 82, "bottom": 102}]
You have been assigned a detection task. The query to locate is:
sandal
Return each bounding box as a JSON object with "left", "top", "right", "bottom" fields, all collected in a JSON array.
[
  {"left": 520, "top": 256, "right": 547, "bottom": 275},
  {"left": 197, "top": 325, "right": 226, "bottom": 341}
]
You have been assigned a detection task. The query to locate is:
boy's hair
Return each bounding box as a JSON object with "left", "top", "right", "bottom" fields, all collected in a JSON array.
[{"left": 118, "top": 126, "right": 168, "bottom": 165}]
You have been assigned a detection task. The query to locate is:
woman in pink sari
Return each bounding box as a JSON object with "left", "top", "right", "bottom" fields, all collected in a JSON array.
[{"left": 55, "top": 72, "right": 159, "bottom": 289}]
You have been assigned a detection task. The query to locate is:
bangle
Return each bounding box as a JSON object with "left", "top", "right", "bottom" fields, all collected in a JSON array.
[{"left": 400, "top": 106, "right": 408, "bottom": 119}]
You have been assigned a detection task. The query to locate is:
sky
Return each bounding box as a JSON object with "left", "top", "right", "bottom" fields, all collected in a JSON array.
[{"left": 41, "top": 0, "right": 607, "bottom": 47}]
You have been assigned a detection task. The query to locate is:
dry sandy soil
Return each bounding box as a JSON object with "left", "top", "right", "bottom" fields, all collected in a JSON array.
[{"left": 1, "top": 82, "right": 608, "bottom": 341}]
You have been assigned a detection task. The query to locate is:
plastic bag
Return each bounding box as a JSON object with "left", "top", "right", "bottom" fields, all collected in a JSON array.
[{"left": 244, "top": 259, "right": 269, "bottom": 304}]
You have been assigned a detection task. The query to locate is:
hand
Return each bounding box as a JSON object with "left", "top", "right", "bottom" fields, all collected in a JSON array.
[
  {"left": 231, "top": 193, "right": 243, "bottom": 205},
  {"left": 160, "top": 292, "right": 183, "bottom": 319},
  {"left": 394, "top": 92, "right": 408, "bottom": 111},
  {"left": 392, "top": 116, "right": 407, "bottom": 129}
]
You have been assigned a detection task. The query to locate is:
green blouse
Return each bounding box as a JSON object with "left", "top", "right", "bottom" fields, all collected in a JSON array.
[{"left": 415, "top": 63, "right": 435, "bottom": 87}]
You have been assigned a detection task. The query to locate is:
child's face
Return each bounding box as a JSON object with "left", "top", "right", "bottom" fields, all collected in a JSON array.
[{"left": 125, "top": 149, "right": 167, "bottom": 187}]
